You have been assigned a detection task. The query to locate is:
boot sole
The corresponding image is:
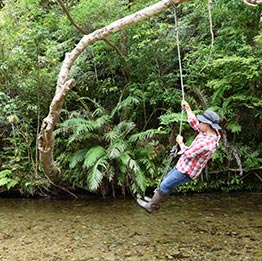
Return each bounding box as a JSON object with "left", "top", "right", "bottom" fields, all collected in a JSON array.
[
  {"left": 136, "top": 199, "right": 153, "bottom": 214},
  {"left": 143, "top": 196, "right": 160, "bottom": 210}
]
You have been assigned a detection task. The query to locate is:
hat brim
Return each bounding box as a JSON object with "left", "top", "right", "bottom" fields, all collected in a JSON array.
[{"left": 197, "top": 115, "right": 221, "bottom": 130}]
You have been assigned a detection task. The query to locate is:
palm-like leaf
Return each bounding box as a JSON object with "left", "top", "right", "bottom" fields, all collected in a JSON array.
[
  {"left": 94, "top": 115, "right": 110, "bottom": 129},
  {"left": 69, "top": 148, "right": 88, "bottom": 168},
  {"left": 114, "top": 120, "right": 136, "bottom": 137},
  {"left": 87, "top": 157, "right": 108, "bottom": 191},
  {"left": 129, "top": 129, "right": 156, "bottom": 142},
  {"left": 158, "top": 112, "right": 187, "bottom": 126},
  {"left": 84, "top": 146, "right": 106, "bottom": 169},
  {"left": 104, "top": 121, "right": 135, "bottom": 143},
  {"left": 107, "top": 140, "right": 127, "bottom": 160},
  {"left": 118, "top": 152, "right": 146, "bottom": 193},
  {"left": 111, "top": 96, "right": 140, "bottom": 117}
]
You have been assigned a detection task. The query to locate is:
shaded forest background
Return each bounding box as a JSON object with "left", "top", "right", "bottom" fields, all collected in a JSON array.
[{"left": 0, "top": 0, "right": 261, "bottom": 198}]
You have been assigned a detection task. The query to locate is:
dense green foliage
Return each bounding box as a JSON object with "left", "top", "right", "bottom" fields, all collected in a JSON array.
[{"left": 0, "top": 0, "right": 261, "bottom": 197}]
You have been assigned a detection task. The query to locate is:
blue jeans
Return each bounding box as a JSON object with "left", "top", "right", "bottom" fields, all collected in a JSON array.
[{"left": 160, "top": 166, "right": 193, "bottom": 194}]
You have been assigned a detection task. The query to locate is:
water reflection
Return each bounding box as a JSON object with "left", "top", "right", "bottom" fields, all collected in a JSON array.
[{"left": 0, "top": 192, "right": 261, "bottom": 260}]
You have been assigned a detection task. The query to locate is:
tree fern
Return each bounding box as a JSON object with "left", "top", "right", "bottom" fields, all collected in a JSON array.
[{"left": 55, "top": 96, "right": 159, "bottom": 196}]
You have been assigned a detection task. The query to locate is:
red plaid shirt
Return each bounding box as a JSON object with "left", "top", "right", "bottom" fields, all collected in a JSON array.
[{"left": 176, "top": 114, "right": 220, "bottom": 179}]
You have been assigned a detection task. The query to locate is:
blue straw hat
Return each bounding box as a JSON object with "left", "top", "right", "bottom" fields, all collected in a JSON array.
[{"left": 197, "top": 110, "right": 221, "bottom": 130}]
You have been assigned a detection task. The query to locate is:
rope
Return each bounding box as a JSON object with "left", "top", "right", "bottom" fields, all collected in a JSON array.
[
  {"left": 173, "top": 5, "right": 185, "bottom": 138},
  {"left": 158, "top": 5, "right": 186, "bottom": 184},
  {"left": 134, "top": 5, "right": 186, "bottom": 198},
  {"left": 173, "top": 6, "right": 185, "bottom": 104}
]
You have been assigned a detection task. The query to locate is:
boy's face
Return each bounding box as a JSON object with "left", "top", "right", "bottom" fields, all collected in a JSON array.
[{"left": 199, "top": 122, "right": 210, "bottom": 132}]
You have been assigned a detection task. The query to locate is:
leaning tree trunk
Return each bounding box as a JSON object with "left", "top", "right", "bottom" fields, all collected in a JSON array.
[{"left": 37, "top": 0, "right": 261, "bottom": 180}]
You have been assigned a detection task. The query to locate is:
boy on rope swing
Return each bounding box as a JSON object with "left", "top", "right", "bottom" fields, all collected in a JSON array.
[{"left": 137, "top": 100, "right": 221, "bottom": 213}]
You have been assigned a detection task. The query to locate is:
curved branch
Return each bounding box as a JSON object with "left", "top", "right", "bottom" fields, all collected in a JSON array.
[
  {"left": 57, "top": 0, "right": 131, "bottom": 80},
  {"left": 37, "top": 0, "right": 189, "bottom": 179},
  {"left": 242, "top": 0, "right": 262, "bottom": 6}
]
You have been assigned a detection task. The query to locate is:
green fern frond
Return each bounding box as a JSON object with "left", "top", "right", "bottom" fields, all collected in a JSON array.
[
  {"left": 128, "top": 160, "right": 146, "bottom": 194},
  {"left": 226, "top": 121, "right": 242, "bottom": 133},
  {"left": 118, "top": 152, "right": 130, "bottom": 173},
  {"left": 87, "top": 157, "right": 108, "bottom": 191},
  {"left": 111, "top": 96, "right": 140, "bottom": 117},
  {"left": 74, "top": 120, "right": 97, "bottom": 135},
  {"left": 128, "top": 158, "right": 139, "bottom": 173},
  {"left": 138, "top": 157, "right": 156, "bottom": 176},
  {"left": 87, "top": 168, "right": 103, "bottom": 191},
  {"left": 117, "top": 152, "right": 146, "bottom": 193},
  {"left": 58, "top": 118, "right": 97, "bottom": 133},
  {"left": 69, "top": 148, "right": 88, "bottom": 168},
  {"left": 107, "top": 167, "right": 115, "bottom": 182},
  {"left": 114, "top": 121, "right": 136, "bottom": 136},
  {"left": 104, "top": 130, "right": 119, "bottom": 143},
  {"left": 208, "top": 80, "right": 231, "bottom": 104},
  {"left": 159, "top": 112, "right": 186, "bottom": 126},
  {"left": 77, "top": 97, "right": 105, "bottom": 116},
  {"left": 134, "top": 169, "right": 146, "bottom": 192},
  {"left": 94, "top": 115, "right": 110, "bottom": 129},
  {"left": 93, "top": 107, "right": 105, "bottom": 117},
  {"left": 107, "top": 140, "right": 127, "bottom": 159},
  {"left": 84, "top": 146, "right": 106, "bottom": 169},
  {"left": 104, "top": 121, "right": 136, "bottom": 142},
  {"left": 67, "top": 132, "right": 99, "bottom": 145},
  {"left": 0, "top": 169, "right": 12, "bottom": 178},
  {"left": 129, "top": 129, "right": 156, "bottom": 142}
]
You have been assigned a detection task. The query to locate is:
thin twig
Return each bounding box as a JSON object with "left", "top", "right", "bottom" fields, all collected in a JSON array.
[
  {"left": 209, "top": 167, "right": 262, "bottom": 174},
  {"left": 254, "top": 173, "right": 262, "bottom": 182},
  {"left": 43, "top": 172, "right": 78, "bottom": 199},
  {"left": 201, "top": 0, "right": 214, "bottom": 72}
]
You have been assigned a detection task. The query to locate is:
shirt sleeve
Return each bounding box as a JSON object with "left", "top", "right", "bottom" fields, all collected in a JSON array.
[{"left": 188, "top": 114, "right": 200, "bottom": 133}]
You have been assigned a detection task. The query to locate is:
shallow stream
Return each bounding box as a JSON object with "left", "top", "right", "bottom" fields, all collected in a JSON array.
[{"left": 0, "top": 192, "right": 261, "bottom": 260}]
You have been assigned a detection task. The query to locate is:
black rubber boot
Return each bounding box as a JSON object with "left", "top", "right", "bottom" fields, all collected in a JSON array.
[{"left": 137, "top": 189, "right": 168, "bottom": 213}]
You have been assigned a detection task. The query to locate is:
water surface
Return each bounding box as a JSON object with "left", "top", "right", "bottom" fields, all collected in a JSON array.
[{"left": 0, "top": 192, "right": 261, "bottom": 260}]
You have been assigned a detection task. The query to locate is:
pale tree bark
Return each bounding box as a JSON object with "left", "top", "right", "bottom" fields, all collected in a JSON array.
[
  {"left": 37, "top": 0, "right": 261, "bottom": 181},
  {"left": 243, "top": 0, "right": 262, "bottom": 6}
]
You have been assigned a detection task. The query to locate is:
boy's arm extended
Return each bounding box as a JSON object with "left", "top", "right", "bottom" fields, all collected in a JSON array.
[
  {"left": 182, "top": 100, "right": 194, "bottom": 119},
  {"left": 182, "top": 100, "right": 200, "bottom": 132},
  {"left": 176, "top": 100, "right": 199, "bottom": 151}
]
